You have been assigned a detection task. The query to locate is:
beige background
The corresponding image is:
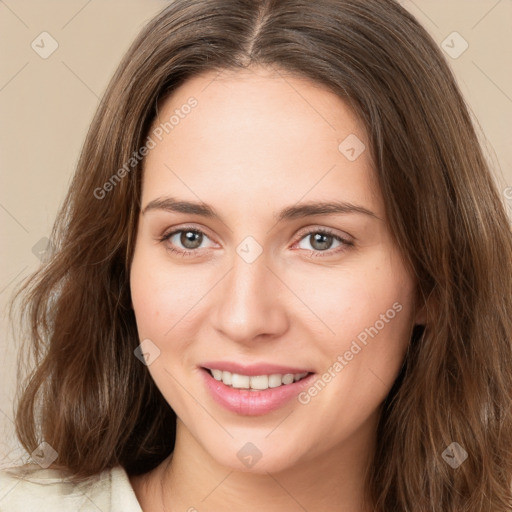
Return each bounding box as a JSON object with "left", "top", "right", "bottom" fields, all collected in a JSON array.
[{"left": 0, "top": 0, "right": 511, "bottom": 467}]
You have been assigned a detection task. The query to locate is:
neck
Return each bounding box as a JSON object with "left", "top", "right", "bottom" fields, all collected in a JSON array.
[{"left": 133, "top": 415, "right": 377, "bottom": 512}]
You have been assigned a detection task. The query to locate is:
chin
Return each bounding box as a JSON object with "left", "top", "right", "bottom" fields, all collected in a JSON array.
[{"left": 203, "top": 440, "right": 301, "bottom": 475}]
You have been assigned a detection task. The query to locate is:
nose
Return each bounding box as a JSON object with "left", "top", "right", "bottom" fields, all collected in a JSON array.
[{"left": 211, "top": 249, "right": 289, "bottom": 345}]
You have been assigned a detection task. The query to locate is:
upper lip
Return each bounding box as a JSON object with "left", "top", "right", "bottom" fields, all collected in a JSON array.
[{"left": 200, "top": 361, "right": 314, "bottom": 376}]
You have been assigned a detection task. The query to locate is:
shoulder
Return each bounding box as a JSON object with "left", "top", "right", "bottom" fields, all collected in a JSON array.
[{"left": 0, "top": 463, "right": 142, "bottom": 512}]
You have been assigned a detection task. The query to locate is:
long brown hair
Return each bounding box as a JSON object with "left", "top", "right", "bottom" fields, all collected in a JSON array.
[{"left": 10, "top": 0, "right": 512, "bottom": 509}]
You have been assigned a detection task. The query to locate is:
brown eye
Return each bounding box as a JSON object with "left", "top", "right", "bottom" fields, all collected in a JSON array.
[
  {"left": 160, "top": 227, "right": 214, "bottom": 256},
  {"left": 178, "top": 230, "right": 203, "bottom": 249},
  {"left": 308, "top": 232, "right": 336, "bottom": 251}
]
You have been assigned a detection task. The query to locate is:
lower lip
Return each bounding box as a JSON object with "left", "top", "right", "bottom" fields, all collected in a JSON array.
[{"left": 200, "top": 368, "right": 315, "bottom": 416}]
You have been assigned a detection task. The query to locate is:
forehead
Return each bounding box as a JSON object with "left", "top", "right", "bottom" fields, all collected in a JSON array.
[{"left": 141, "top": 66, "right": 382, "bottom": 220}]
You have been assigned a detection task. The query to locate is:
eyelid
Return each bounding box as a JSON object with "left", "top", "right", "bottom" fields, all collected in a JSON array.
[{"left": 294, "top": 224, "right": 354, "bottom": 244}]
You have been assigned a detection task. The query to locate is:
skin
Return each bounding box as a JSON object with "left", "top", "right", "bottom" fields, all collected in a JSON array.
[{"left": 129, "top": 65, "right": 424, "bottom": 511}]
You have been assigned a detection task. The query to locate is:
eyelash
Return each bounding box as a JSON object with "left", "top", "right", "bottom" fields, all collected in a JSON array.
[{"left": 159, "top": 225, "right": 353, "bottom": 258}]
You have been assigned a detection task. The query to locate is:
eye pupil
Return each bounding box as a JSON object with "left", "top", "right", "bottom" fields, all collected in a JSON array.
[
  {"left": 311, "top": 233, "right": 332, "bottom": 251},
  {"left": 181, "top": 230, "right": 202, "bottom": 249}
]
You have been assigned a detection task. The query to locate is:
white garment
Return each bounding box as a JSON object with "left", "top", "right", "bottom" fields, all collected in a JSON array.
[{"left": 0, "top": 464, "right": 142, "bottom": 511}]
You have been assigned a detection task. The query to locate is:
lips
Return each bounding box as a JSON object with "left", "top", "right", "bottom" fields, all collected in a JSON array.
[{"left": 199, "top": 361, "right": 316, "bottom": 416}]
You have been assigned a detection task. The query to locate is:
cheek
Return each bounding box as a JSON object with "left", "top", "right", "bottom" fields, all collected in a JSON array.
[
  {"left": 289, "top": 252, "right": 415, "bottom": 356},
  {"left": 129, "top": 248, "right": 209, "bottom": 406},
  {"left": 130, "top": 247, "right": 209, "bottom": 339},
  {"left": 293, "top": 257, "right": 415, "bottom": 438}
]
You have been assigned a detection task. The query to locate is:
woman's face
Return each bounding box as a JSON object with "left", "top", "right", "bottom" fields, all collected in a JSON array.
[{"left": 130, "top": 66, "right": 421, "bottom": 473}]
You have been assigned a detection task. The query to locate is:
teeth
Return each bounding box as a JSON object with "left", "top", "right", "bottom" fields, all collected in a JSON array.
[
  {"left": 231, "top": 373, "right": 250, "bottom": 389},
  {"left": 222, "top": 370, "right": 232, "bottom": 385},
  {"left": 250, "top": 375, "right": 269, "bottom": 390},
  {"left": 211, "top": 369, "right": 223, "bottom": 381},
  {"left": 208, "top": 369, "right": 309, "bottom": 390}
]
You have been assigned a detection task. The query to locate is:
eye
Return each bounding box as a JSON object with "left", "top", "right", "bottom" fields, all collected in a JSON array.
[
  {"left": 294, "top": 228, "right": 353, "bottom": 257},
  {"left": 159, "top": 226, "right": 215, "bottom": 257},
  {"left": 159, "top": 225, "right": 353, "bottom": 258}
]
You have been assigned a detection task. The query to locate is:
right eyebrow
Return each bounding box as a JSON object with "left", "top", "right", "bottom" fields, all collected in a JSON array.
[{"left": 142, "top": 197, "right": 216, "bottom": 218}]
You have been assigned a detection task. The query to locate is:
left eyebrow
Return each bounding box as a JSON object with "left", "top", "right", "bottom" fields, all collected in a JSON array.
[{"left": 274, "top": 200, "right": 379, "bottom": 223}]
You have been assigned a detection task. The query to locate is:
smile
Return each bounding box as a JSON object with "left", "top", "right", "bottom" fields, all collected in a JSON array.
[
  {"left": 206, "top": 368, "right": 310, "bottom": 391},
  {"left": 200, "top": 366, "right": 316, "bottom": 416}
]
